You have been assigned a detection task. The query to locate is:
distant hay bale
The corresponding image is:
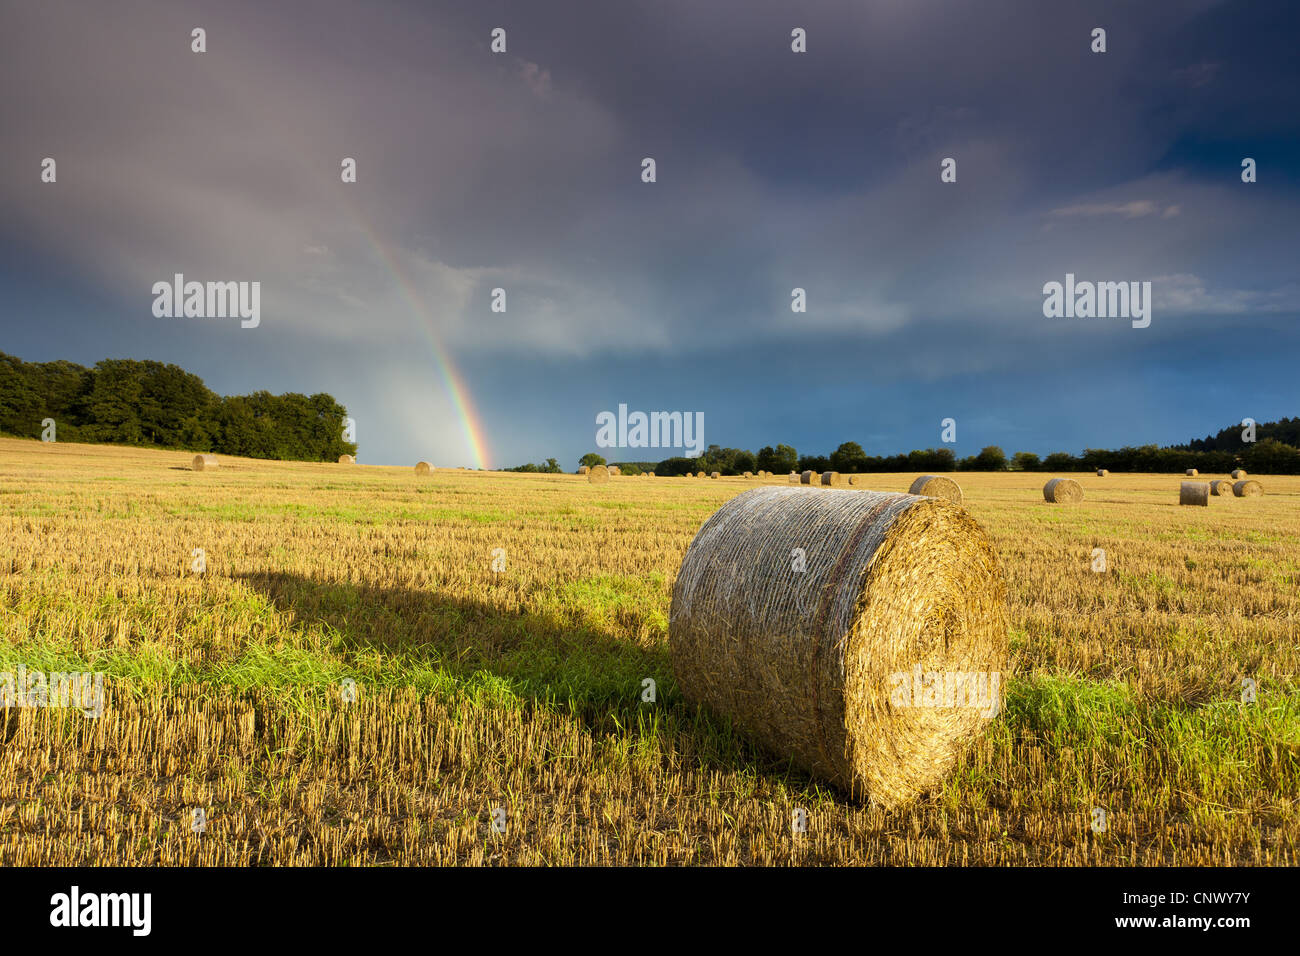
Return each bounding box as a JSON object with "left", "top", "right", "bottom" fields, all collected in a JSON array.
[
  {"left": 800, "top": 470, "right": 814, "bottom": 485},
  {"left": 908, "top": 475, "right": 963, "bottom": 505},
  {"left": 1210, "top": 479, "right": 1234, "bottom": 496},
  {"left": 578, "top": 465, "right": 590, "bottom": 475},
  {"left": 1233, "top": 479, "right": 1263, "bottom": 497},
  {"left": 191, "top": 454, "right": 219, "bottom": 472},
  {"left": 711, "top": 471, "right": 720, "bottom": 479},
  {"left": 821, "top": 470, "right": 847, "bottom": 486},
  {"left": 1185, "top": 468, "right": 1198, "bottom": 477},
  {"left": 414, "top": 461, "right": 433, "bottom": 475},
  {"left": 697, "top": 471, "right": 706, "bottom": 479},
  {"left": 788, "top": 472, "right": 799, "bottom": 483},
  {"left": 743, "top": 471, "right": 753, "bottom": 479},
  {"left": 608, "top": 465, "right": 621, "bottom": 476},
  {"left": 1232, "top": 469, "right": 1247, "bottom": 479},
  {"left": 1096, "top": 469, "right": 1109, "bottom": 477},
  {"left": 1042, "top": 478, "right": 1083, "bottom": 503},
  {"left": 588, "top": 464, "right": 610, "bottom": 484},
  {"left": 1180, "top": 481, "right": 1210, "bottom": 506},
  {"left": 338, "top": 455, "right": 355, "bottom": 465},
  {"left": 670, "top": 487, "right": 1008, "bottom": 807}
]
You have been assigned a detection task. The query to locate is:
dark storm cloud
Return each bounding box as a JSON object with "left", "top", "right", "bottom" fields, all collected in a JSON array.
[{"left": 1, "top": 0, "right": 1296, "bottom": 466}]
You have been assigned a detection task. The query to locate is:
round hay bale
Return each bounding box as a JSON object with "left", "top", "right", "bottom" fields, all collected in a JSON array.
[
  {"left": 1180, "top": 481, "right": 1211, "bottom": 506},
  {"left": 821, "top": 470, "right": 848, "bottom": 487},
  {"left": 1042, "top": 478, "right": 1084, "bottom": 503},
  {"left": 697, "top": 471, "right": 706, "bottom": 479},
  {"left": 1233, "top": 479, "right": 1263, "bottom": 497},
  {"left": 1210, "top": 479, "right": 1234, "bottom": 496},
  {"left": 788, "top": 472, "right": 799, "bottom": 483},
  {"left": 191, "top": 454, "right": 219, "bottom": 472},
  {"left": 608, "top": 465, "right": 621, "bottom": 476},
  {"left": 587, "top": 464, "right": 610, "bottom": 484},
  {"left": 711, "top": 471, "right": 721, "bottom": 479},
  {"left": 414, "top": 461, "right": 433, "bottom": 475},
  {"left": 338, "top": 454, "right": 355, "bottom": 465},
  {"left": 743, "top": 471, "right": 753, "bottom": 479},
  {"left": 1185, "top": 468, "right": 1198, "bottom": 477},
  {"left": 670, "top": 487, "right": 1007, "bottom": 807},
  {"left": 1231, "top": 469, "right": 1247, "bottom": 479},
  {"left": 908, "top": 475, "right": 963, "bottom": 506},
  {"left": 1096, "top": 469, "right": 1109, "bottom": 477},
  {"left": 800, "top": 470, "right": 814, "bottom": 485},
  {"left": 578, "top": 465, "right": 590, "bottom": 475}
]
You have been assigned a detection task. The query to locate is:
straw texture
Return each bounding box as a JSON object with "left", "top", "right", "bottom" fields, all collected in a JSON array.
[
  {"left": 1042, "top": 478, "right": 1083, "bottom": 503},
  {"left": 669, "top": 487, "right": 1008, "bottom": 807},
  {"left": 1233, "top": 479, "right": 1263, "bottom": 497},
  {"left": 908, "top": 475, "right": 963, "bottom": 505}
]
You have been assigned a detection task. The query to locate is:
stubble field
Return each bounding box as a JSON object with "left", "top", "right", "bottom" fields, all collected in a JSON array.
[{"left": 1, "top": 436, "right": 1297, "bottom": 865}]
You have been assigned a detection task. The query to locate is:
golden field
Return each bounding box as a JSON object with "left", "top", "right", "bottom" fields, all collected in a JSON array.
[{"left": 0, "top": 436, "right": 1296, "bottom": 865}]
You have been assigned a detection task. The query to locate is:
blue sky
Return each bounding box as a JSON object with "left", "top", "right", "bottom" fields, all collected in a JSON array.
[{"left": 1, "top": 0, "right": 1297, "bottom": 467}]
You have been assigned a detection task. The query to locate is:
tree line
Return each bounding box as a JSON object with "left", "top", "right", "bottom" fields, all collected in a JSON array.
[
  {"left": 578, "top": 420, "right": 1300, "bottom": 476},
  {"left": 0, "top": 352, "right": 357, "bottom": 462}
]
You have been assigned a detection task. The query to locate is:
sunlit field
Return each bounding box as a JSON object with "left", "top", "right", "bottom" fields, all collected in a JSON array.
[{"left": 1, "top": 436, "right": 1296, "bottom": 865}]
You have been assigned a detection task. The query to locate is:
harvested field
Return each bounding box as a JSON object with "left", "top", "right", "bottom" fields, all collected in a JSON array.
[{"left": 1, "top": 438, "right": 1297, "bottom": 866}]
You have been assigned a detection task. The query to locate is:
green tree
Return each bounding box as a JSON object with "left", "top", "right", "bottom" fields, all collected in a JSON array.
[
  {"left": 1042, "top": 452, "right": 1076, "bottom": 471},
  {"left": 580, "top": 452, "right": 606, "bottom": 469},
  {"left": 830, "top": 441, "right": 868, "bottom": 472},
  {"left": 974, "top": 446, "right": 1008, "bottom": 471},
  {"left": 757, "top": 444, "right": 798, "bottom": 474},
  {"left": 1011, "top": 452, "right": 1040, "bottom": 471}
]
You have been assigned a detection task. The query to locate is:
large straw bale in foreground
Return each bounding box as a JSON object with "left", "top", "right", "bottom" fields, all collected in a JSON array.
[
  {"left": 669, "top": 487, "right": 1007, "bottom": 807},
  {"left": 1210, "top": 479, "right": 1233, "bottom": 496},
  {"left": 1233, "top": 479, "right": 1263, "bottom": 497},
  {"left": 908, "top": 475, "right": 963, "bottom": 505},
  {"left": 587, "top": 464, "right": 610, "bottom": 484},
  {"left": 1180, "top": 481, "right": 1210, "bottom": 506},
  {"left": 1042, "top": 478, "right": 1083, "bottom": 503},
  {"left": 414, "top": 461, "right": 433, "bottom": 475},
  {"left": 191, "top": 454, "right": 219, "bottom": 472}
]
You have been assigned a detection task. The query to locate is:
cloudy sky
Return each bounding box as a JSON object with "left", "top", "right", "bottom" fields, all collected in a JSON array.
[{"left": 2, "top": 0, "right": 1297, "bottom": 467}]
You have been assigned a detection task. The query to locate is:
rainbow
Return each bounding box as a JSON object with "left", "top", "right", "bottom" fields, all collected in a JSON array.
[{"left": 349, "top": 221, "right": 491, "bottom": 470}]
